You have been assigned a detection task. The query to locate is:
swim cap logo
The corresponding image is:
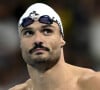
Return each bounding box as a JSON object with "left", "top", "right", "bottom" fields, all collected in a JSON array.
[{"left": 29, "top": 11, "right": 39, "bottom": 19}]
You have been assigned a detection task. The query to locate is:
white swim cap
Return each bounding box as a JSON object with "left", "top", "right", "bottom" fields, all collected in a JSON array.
[{"left": 18, "top": 3, "right": 64, "bottom": 36}]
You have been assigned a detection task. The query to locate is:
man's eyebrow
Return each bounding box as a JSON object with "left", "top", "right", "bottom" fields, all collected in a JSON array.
[
  {"left": 21, "top": 27, "right": 32, "bottom": 32},
  {"left": 41, "top": 24, "right": 55, "bottom": 28}
]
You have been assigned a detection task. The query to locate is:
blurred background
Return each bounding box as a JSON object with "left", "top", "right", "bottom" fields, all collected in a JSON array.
[{"left": 0, "top": 0, "right": 100, "bottom": 89}]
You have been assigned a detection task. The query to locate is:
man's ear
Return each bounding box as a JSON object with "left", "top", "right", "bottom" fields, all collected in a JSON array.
[{"left": 60, "top": 37, "right": 66, "bottom": 48}]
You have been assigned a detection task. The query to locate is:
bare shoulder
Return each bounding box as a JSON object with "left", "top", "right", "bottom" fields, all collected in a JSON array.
[
  {"left": 9, "top": 79, "right": 33, "bottom": 90},
  {"left": 78, "top": 68, "right": 100, "bottom": 90}
]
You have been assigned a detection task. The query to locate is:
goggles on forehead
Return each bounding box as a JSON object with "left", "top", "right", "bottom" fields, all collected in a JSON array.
[
  {"left": 20, "top": 15, "right": 63, "bottom": 37},
  {"left": 21, "top": 15, "right": 56, "bottom": 27}
]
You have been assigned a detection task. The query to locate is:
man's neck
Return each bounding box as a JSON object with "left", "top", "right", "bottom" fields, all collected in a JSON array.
[{"left": 27, "top": 51, "right": 73, "bottom": 90}]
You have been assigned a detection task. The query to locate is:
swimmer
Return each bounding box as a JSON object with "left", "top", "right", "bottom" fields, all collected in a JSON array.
[{"left": 9, "top": 3, "right": 100, "bottom": 90}]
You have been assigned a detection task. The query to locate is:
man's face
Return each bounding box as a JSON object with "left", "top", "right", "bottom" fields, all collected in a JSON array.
[{"left": 19, "top": 21, "right": 65, "bottom": 66}]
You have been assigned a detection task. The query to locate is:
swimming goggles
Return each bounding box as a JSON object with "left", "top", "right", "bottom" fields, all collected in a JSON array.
[{"left": 21, "top": 15, "right": 56, "bottom": 27}]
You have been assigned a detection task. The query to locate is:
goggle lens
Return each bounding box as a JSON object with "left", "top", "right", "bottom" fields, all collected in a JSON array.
[
  {"left": 39, "top": 15, "right": 53, "bottom": 24},
  {"left": 21, "top": 17, "right": 34, "bottom": 27},
  {"left": 21, "top": 15, "right": 53, "bottom": 27}
]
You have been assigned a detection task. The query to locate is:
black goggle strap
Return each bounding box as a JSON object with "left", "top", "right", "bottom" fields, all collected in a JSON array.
[{"left": 53, "top": 18, "right": 63, "bottom": 37}]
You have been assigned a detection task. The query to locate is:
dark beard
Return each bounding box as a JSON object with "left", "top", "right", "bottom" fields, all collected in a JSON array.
[{"left": 29, "top": 56, "right": 60, "bottom": 73}]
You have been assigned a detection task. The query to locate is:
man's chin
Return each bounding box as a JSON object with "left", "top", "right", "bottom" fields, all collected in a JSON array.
[
  {"left": 28, "top": 54, "right": 56, "bottom": 65},
  {"left": 31, "top": 56, "right": 49, "bottom": 63},
  {"left": 27, "top": 57, "right": 58, "bottom": 72}
]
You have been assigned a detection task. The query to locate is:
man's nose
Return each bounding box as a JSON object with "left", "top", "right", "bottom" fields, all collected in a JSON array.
[
  {"left": 33, "top": 32, "right": 44, "bottom": 44},
  {"left": 34, "top": 42, "right": 43, "bottom": 47}
]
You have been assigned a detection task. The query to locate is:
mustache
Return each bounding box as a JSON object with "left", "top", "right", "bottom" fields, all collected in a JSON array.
[{"left": 29, "top": 44, "right": 50, "bottom": 54}]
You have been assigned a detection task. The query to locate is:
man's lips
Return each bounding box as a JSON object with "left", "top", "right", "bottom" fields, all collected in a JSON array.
[
  {"left": 34, "top": 48, "right": 46, "bottom": 53},
  {"left": 29, "top": 47, "right": 49, "bottom": 54}
]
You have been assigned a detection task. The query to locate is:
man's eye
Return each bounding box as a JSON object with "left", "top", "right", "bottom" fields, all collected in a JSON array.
[
  {"left": 23, "top": 31, "right": 34, "bottom": 37},
  {"left": 43, "top": 29, "right": 53, "bottom": 35}
]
